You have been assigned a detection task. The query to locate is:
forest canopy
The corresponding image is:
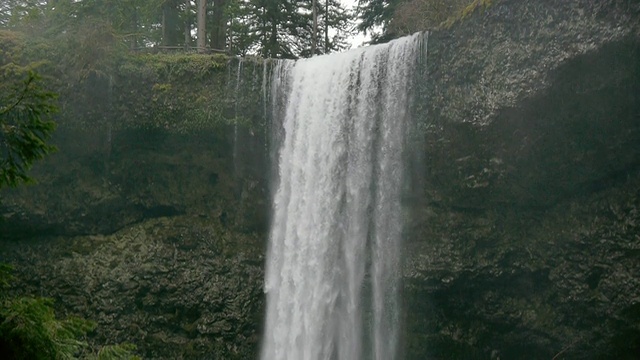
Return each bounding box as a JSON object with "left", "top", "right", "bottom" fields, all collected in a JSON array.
[
  {"left": 0, "top": 0, "right": 489, "bottom": 140},
  {"left": 0, "top": 0, "right": 484, "bottom": 59},
  {"left": 0, "top": 0, "right": 355, "bottom": 58}
]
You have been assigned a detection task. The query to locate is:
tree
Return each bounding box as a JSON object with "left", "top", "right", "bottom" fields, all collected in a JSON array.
[
  {"left": 311, "top": 0, "right": 317, "bottom": 55},
  {"left": 212, "top": 0, "right": 352, "bottom": 58},
  {"left": 197, "top": 0, "right": 206, "bottom": 51},
  {"left": 0, "top": 65, "right": 57, "bottom": 189},
  {"left": 184, "top": 0, "right": 191, "bottom": 48},
  {"left": 357, "top": 0, "right": 482, "bottom": 42},
  {"left": 161, "top": 0, "right": 183, "bottom": 46},
  {"left": 316, "top": 0, "right": 353, "bottom": 54},
  {"left": 356, "top": 0, "right": 398, "bottom": 43},
  {"left": 1, "top": 0, "right": 352, "bottom": 58},
  {"left": 210, "top": 0, "right": 228, "bottom": 50},
  {"left": 253, "top": 0, "right": 304, "bottom": 58}
]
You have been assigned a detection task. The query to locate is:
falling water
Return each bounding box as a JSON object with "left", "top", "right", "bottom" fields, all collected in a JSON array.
[
  {"left": 268, "top": 60, "right": 294, "bottom": 197},
  {"left": 233, "top": 58, "right": 243, "bottom": 175},
  {"left": 262, "top": 60, "right": 269, "bottom": 150},
  {"left": 262, "top": 33, "right": 424, "bottom": 360}
]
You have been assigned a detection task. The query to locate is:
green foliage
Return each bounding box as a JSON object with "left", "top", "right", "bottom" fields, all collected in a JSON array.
[
  {"left": 124, "top": 52, "right": 228, "bottom": 78},
  {"left": 0, "top": 64, "right": 57, "bottom": 189},
  {"left": 0, "top": 297, "right": 95, "bottom": 359},
  {"left": 2, "top": 0, "right": 353, "bottom": 58},
  {"left": 111, "top": 52, "right": 235, "bottom": 132},
  {"left": 0, "top": 266, "right": 140, "bottom": 360},
  {"left": 358, "top": 0, "right": 494, "bottom": 41},
  {"left": 0, "top": 30, "right": 247, "bottom": 134},
  {"left": 388, "top": 0, "right": 470, "bottom": 35},
  {"left": 0, "top": 0, "right": 49, "bottom": 29},
  {"left": 0, "top": 0, "right": 162, "bottom": 49},
  {"left": 440, "top": 0, "right": 493, "bottom": 29},
  {"left": 89, "top": 344, "right": 141, "bottom": 360},
  {"left": 0, "top": 263, "right": 13, "bottom": 289},
  {"left": 356, "top": 0, "right": 399, "bottom": 42}
]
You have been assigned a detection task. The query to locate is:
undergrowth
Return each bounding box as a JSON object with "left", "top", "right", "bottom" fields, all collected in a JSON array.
[{"left": 0, "top": 264, "right": 140, "bottom": 359}]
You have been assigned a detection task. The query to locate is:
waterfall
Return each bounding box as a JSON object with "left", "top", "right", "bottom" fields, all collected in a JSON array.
[
  {"left": 233, "top": 58, "right": 243, "bottom": 175},
  {"left": 262, "top": 33, "right": 423, "bottom": 360}
]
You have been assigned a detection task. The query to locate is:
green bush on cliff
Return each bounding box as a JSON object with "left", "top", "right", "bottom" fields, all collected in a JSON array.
[
  {"left": 0, "top": 63, "right": 57, "bottom": 189},
  {"left": 0, "top": 265, "right": 140, "bottom": 360},
  {"left": 0, "top": 296, "right": 95, "bottom": 359}
]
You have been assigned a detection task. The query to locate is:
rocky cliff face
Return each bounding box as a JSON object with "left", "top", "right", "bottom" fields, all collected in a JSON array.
[
  {"left": 3, "top": 217, "right": 264, "bottom": 358},
  {"left": 0, "top": 126, "right": 270, "bottom": 358},
  {"left": 1, "top": 0, "right": 639, "bottom": 359},
  {"left": 405, "top": 0, "right": 640, "bottom": 358}
]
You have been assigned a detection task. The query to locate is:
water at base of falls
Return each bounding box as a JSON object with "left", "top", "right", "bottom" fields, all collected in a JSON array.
[{"left": 262, "top": 33, "right": 424, "bottom": 360}]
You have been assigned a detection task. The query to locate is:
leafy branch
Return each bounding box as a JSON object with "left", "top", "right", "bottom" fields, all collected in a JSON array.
[{"left": 0, "top": 66, "right": 58, "bottom": 188}]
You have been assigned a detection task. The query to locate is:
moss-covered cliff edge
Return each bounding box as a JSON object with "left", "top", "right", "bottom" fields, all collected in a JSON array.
[{"left": 1, "top": 0, "right": 639, "bottom": 358}]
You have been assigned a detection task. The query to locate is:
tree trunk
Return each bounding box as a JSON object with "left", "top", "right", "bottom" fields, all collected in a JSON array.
[
  {"left": 324, "top": 0, "right": 329, "bottom": 53},
  {"left": 210, "top": 0, "right": 227, "bottom": 51},
  {"left": 311, "top": 0, "right": 317, "bottom": 56},
  {"left": 162, "top": 4, "right": 168, "bottom": 46},
  {"left": 162, "top": 1, "right": 180, "bottom": 47},
  {"left": 184, "top": 0, "right": 191, "bottom": 49},
  {"left": 197, "top": 0, "right": 206, "bottom": 52},
  {"left": 269, "top": 21, "right": 277, "bottom": 57}
]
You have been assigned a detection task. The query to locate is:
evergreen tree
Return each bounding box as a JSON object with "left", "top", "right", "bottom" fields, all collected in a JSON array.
[
  {"left": 311, "top": 0, "right": 354, "bottom": 55},
  {"left": 357, "top": 0, "right": 482, "bottom": 42},
  {"left": 225, "top": 0, "right": 352, "bottom": 58},
  {"left": 356, "top": 0, "right": 398, "bottom": 43},
  {"left": 1, "top": 0, "right": 354, "bottom": 57},
  {"left": 210, "top": 0, "right": 228, "bottom": 50},
  {"left": 0, "top": 30, "right": 57, "bottom": 188}
]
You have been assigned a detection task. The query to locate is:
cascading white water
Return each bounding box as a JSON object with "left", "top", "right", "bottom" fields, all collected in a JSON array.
[
  {"left": 262, "top": 33, "right": 423, "bottom": 360},
  {"left": 233, "top": 58, "right": 244, "bottom": 175}
]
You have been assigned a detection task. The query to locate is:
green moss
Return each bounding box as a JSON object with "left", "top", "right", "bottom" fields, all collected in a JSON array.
[
  {"left": 152, "top": 83, "right": 172, "bottom": 92},
  {"left": 124, "top": 53, "right": 229, "bottom": 80},
  {"left": 1, "top": 30, "right": 269, "bottom": 135},
  {"left": 441, "top": 0, "right": 495, "bottom": 29}
]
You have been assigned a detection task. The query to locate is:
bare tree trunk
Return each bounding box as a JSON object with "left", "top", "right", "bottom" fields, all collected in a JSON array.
[
  {"left": 324, "top": 0, "right": 329, "bottom": 53},
  {"left": 185, "top": 0, "right": 191, "bottom": 49},
  {"left": 269, "top": 21, "right": 277, "bottom": 57},
  {"left": 162, "top": 5, "right": 168, "bottom": 46},
  {"left": 228, "top": 17, "right": 234, "bottom": 53},
  {"left": 210, "top": 0, "right": 228, "bottom": 51},
  {"left": 311, "top": 0, "right": 317, "bottom": 56},
  {"left": 197, "top": 0, "right": 206, "bottom": 53},
  {"left": 162, "top": 0, "right": 180, "bottom": 47}
]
